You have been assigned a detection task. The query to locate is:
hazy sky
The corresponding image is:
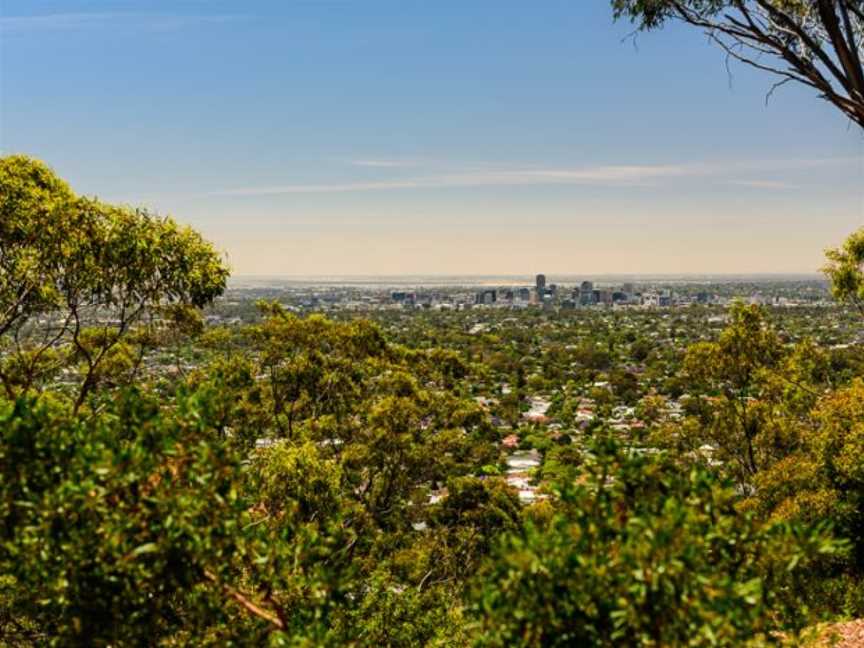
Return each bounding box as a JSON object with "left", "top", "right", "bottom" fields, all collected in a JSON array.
[{"left": 1, "top": 1, "right": 862, "bottom": 276}]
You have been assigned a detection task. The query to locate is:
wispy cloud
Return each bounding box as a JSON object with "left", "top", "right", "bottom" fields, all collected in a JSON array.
[
  {"left": 0, "top": 12, "right": 242, "bottom": 35},
  {"left": 215, "top": 180, "right": 425, "bottom": 196},
  {"left": 208, "top": 164, "right": 698, "bottom": 196},
  {"left": 348, "top": 159, "right": 422, "bottom": 168},
  {"left": 725, "top": 179, "right": 795, "bottom": 189},
  {"left": 206, "top": 156, "right": 845, "bottom": 197},
  {"left": 724, "top": 157, "right": 860, "bottom": 172}
]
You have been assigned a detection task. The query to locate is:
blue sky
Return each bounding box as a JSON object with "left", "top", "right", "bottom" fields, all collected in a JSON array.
[{"left": 1, "top": 0, "right": 862, "bottom": 275}]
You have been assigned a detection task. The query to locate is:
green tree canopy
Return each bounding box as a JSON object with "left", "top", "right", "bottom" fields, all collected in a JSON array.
[
  {"left": 824, "top": 227, "right": 864, "bottom": 315},
  {"left": 0, "top": 155, "right": 229, "bottom": 409}
]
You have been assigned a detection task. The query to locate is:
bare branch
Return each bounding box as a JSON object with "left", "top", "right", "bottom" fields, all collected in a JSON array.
[
  {"left": 203, "top": 570, "right": 285, "bottom": 631},
  {"left": 625, "top": 0, "right": 864, "bottom": 129},
  {"left": 765, "top": 77, "right": 794, "bottom": 104}
]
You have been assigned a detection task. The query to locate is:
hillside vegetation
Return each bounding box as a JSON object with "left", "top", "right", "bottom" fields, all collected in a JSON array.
[{"left": 3, "top": 155, "right": 864, "bottom": 646}]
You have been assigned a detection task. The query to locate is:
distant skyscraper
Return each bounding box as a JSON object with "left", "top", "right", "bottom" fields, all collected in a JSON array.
[
  {"left": 475, "top": 289, "right": 497, "bottom": 305},
  {"left": 597, "top": 289, "right": 613, "bottom": 305},
  {"left": 534, "top": 274, "right": 547, "bottom": 302},
  {"left": 580, "top": 281, "right": 595, "bottom": 306}
]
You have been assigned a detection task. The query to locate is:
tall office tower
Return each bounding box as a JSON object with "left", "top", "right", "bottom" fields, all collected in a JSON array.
[
  {"left": 476, "top": 289, "right": 497, "bottom": 305},
  {"left": 536, "top": 274, "right": 546, "bottom": 292},
  {"left": 580, "top": 280, "right": 595, "bottom": 306}
]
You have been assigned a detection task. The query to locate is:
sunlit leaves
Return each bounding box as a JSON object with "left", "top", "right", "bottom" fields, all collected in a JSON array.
[
  {"left": 0, "top": 155, "right": 229, "bottom": 407},
  {"left": 824, "top": 227, "right": 864, "bottom": 313}
]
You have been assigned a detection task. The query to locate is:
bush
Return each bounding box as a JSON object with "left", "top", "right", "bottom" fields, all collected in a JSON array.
[{"left": 471, "top": 437, "right": 843, "bottom": 647}]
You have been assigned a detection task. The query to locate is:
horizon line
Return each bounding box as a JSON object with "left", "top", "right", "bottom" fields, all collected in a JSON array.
[{"left": 228, "top": 272, "right": 826, "bottom": 279}]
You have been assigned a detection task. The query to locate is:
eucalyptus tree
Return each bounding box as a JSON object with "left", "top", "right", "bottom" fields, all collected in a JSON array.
[
  {"left": 613, "top": 0, "right": 864, "bottom": 129},
  {"left": 473, "top": 435, "right": 843, "bottom": 647},
  {"left": 0, "top": 155, "right": 229, "bottom": 410},
  {"left": 824, "top": 227, "right": 864, "bottom": 315}
]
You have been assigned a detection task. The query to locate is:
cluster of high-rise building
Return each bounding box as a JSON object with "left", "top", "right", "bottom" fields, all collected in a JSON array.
[
  {"left": 474, "top": 287, "right": 532, "bottom": 305},
  {"left": 388, "top": 274, "right": 708, "bottom": 311},
  {"left": 223, "top": 277, "right": 827, "bottom": 318},
  {"left": 391, "top": 291, "right": 417, "bottom": 306},
  {"left": 467, "top": 275, "right": 651, "bottom": 308},
  {"left": 534, "top": 274, "right": 558, "bottom": 301},
  {"left": 536, "top": 275, "right": 643, "bottom": 308}
]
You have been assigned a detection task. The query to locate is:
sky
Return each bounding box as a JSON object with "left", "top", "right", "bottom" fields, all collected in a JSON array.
[{"left": 1, "top": 0, "right": 862, "bottom": 276}]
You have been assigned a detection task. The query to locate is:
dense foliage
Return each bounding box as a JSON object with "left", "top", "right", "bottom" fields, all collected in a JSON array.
[{"left": 3, "top": 158, "right": 864, "bottom": 646}]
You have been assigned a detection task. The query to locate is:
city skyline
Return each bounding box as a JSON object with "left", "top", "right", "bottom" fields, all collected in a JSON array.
[{"left": 1, "top": 1, "right": 862, "bottom": 275}]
